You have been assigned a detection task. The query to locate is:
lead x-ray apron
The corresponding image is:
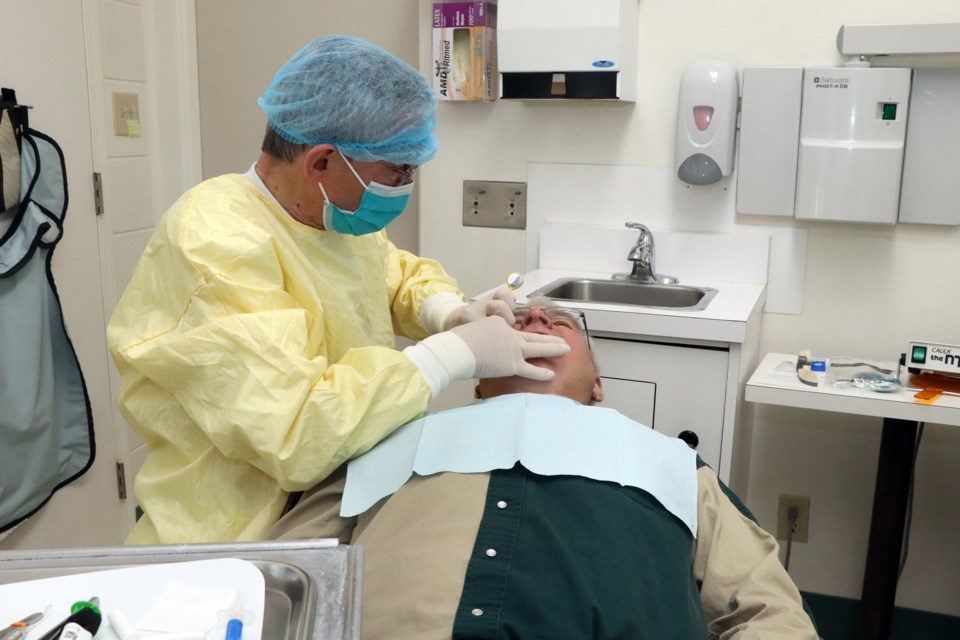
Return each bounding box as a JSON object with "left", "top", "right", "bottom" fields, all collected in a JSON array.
[{"left": 0, "top": 127, "right": 95, "bottom": 535}]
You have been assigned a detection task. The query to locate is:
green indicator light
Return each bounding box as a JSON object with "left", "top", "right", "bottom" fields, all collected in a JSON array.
[
  {"left": 882, "top": 103, "right": 897, "bottom": 121},
  {"left": 911, "top": 346, "right": 927, "bottom": 364}
]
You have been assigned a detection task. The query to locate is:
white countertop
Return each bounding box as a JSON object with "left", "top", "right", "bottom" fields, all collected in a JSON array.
[
  {"left": 746, "top": 352, "right": 960, "bottom": 427},
  {"left": 481, "top": 268, "right": 766, "bottom": 344}
]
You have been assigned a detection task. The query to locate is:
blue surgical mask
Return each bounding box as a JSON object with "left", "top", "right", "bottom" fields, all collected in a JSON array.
[{"left": 318, "top": 151, "right": 413, "bottom": 235}]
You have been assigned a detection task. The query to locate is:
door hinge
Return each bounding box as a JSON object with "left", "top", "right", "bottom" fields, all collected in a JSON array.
[
  {"left": 116, "top": 462, "right": 127, "bottom": 500},
  {"left": 93, "top": 172, "right": 104, "bottom": 215}
]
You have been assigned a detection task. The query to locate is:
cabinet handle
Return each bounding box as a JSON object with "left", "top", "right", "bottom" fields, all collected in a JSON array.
[{"left": 678, "top": 430, "right": 699, "bottom": 449}]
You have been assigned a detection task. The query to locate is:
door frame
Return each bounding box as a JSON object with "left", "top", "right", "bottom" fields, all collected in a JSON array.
[{"left": 81, "top": 0, "right": 202, "bottom": 537}]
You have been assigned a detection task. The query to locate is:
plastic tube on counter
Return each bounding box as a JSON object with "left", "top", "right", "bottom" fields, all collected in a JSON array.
[
  {"left": 37, "top": 600, "right": 101, "bottom": 640},
  {"left": 224, "top": 619, "right": 243, "bottom": 640},
  {"left": 105, "top": 610, "right": 138, "bottom": 640},
  {"left": 208, "top": 592, "right": 255, "bottom": 640},
  {"left": 55, "top": 610, "right": 100, "bottom": 640},
  {"left": 107, "top": 610, "right": 205, "bottom": 640}
]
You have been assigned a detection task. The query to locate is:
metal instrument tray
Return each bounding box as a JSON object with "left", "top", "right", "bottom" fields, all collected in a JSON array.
[{"left": 0, "top": 540, "right": 361, "bottom": 640}]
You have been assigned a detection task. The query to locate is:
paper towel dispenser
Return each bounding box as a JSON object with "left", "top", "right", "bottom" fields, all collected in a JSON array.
[{"left": 497, "top": 0, "right": 638, "bottom": 100}]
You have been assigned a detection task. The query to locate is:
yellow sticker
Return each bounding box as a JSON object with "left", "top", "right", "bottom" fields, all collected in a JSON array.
[{"left": 127, "top": 120, "right": 141, "bottom": 138}]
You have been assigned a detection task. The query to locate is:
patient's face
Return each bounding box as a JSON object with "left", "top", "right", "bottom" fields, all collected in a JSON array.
[{"left": 477, "top": 305, "right": 603, "bottom": 405}]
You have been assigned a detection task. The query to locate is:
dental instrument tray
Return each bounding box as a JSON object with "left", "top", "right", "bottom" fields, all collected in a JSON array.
[{"left": 0, "top": 540, "right": 361, "bottom": 640}]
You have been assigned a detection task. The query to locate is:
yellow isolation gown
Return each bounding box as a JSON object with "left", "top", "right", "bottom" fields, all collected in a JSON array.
[{"left": 107, "top": 173, "right": 464, "bottom": 544}]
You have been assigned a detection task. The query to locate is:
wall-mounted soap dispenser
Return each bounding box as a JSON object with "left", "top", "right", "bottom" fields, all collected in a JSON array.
[
  {"left": 497, "top": 0, "right": 638, "bottom": 100},
  {"left": 675, "top": 59, "right": 739, "bottom": 185}
]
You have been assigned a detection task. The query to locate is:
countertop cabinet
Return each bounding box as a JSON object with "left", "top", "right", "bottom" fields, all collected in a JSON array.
[
  {"left": 593, "top": 336, "right": 729, "bottom": 470},
  {"left": 477, "top": 265, "right": 766, "bottom": 486}
]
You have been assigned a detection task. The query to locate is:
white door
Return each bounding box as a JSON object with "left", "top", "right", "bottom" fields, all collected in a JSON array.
[
  {"left": 0, "top": 0, "right": 200, "bottom": 549},
  {"left": 0, "top": 0, "right": 124, "bottom": 548}
]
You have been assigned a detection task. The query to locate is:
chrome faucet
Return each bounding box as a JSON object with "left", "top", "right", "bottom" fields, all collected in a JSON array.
[{"left": 613, "top": 222, "right": 679, "bottom": 284}]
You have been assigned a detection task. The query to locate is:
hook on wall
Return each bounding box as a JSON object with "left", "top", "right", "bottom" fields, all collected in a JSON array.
[{"left": 1, "top": 87, "right": 33, "bottom": 131}]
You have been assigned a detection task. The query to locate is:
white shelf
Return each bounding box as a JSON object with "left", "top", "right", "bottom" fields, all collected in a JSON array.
[
  {"left": 837, "top": 23, "right": 960, "bottom": 56},
  {"left": 746, "top": 353, "right": 960, "bottom": 427}
]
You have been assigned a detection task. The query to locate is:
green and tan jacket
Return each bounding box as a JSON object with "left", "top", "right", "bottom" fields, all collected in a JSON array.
[{"left": 273, "top": 459, "right": 817, "bottom": 639}]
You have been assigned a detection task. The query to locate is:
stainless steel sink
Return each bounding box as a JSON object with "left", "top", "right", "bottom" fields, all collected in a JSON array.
[
  {"left": 529, "top": 277, "right": 717, "bottom": 311},
  {"left": 0, "top": 540, "right": 360, "bottom": 640}
]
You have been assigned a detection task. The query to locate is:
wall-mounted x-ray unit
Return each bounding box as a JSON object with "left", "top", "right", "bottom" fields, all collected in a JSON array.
[
  {"left": 737, "top": 22, "right": 960, "bottom": 226},
  {"left": 794, "top": 66, "right": 911, "bottom": 224}
]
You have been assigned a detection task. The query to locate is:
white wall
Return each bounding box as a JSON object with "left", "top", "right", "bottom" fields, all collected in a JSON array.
[{"left": 415, "top": 0, "right": 960, "bottom": 617}]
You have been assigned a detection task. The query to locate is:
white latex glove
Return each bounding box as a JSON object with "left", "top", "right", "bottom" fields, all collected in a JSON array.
[
  {"left": 404, "top": 316, "right": 570, "bottom": 398},
  {"left": 421, "top": 289, "right": 517, "bottom": 335},
  {"left": 450, "top": 315, "right": 569, "bottom": 380}
]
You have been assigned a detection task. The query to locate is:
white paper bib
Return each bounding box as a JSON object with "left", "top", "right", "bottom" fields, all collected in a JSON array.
[{"left": 342, "top": 393, "right": 699, "bottom": 536}]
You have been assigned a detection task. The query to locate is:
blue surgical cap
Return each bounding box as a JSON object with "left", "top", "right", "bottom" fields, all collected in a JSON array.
[{"left": 258, "top": 35, "right": 438, "bottom": 165}]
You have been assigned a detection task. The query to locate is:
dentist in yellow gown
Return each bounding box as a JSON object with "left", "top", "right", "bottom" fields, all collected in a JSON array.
[{"left": 107, "top": 35, "right": 568, "bottom": 544}]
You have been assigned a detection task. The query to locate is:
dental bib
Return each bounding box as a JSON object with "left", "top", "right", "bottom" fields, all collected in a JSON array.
[{"left": 342, "top": 393, "right": 699, "bottom": 536}]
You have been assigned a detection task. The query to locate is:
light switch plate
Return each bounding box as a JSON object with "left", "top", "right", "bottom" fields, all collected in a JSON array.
[
  {"left": 112, "top": 92, "right": 141, "bottom": 138},
  {"left": 462, "top": 180, "right": 526, "bottom": 229}
]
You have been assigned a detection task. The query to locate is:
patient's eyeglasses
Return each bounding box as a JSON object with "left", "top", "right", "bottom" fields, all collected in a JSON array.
[{"left": 513, "top": 305, "right": 590, "bottom": 349}]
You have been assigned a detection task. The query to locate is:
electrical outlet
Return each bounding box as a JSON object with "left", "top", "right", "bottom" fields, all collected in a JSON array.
[
  {"left": 462, "top": 180, "right": 526, "bottom": 230},
  {"left": 776, "top": 494, "right": 810, "bottom": 543}
]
